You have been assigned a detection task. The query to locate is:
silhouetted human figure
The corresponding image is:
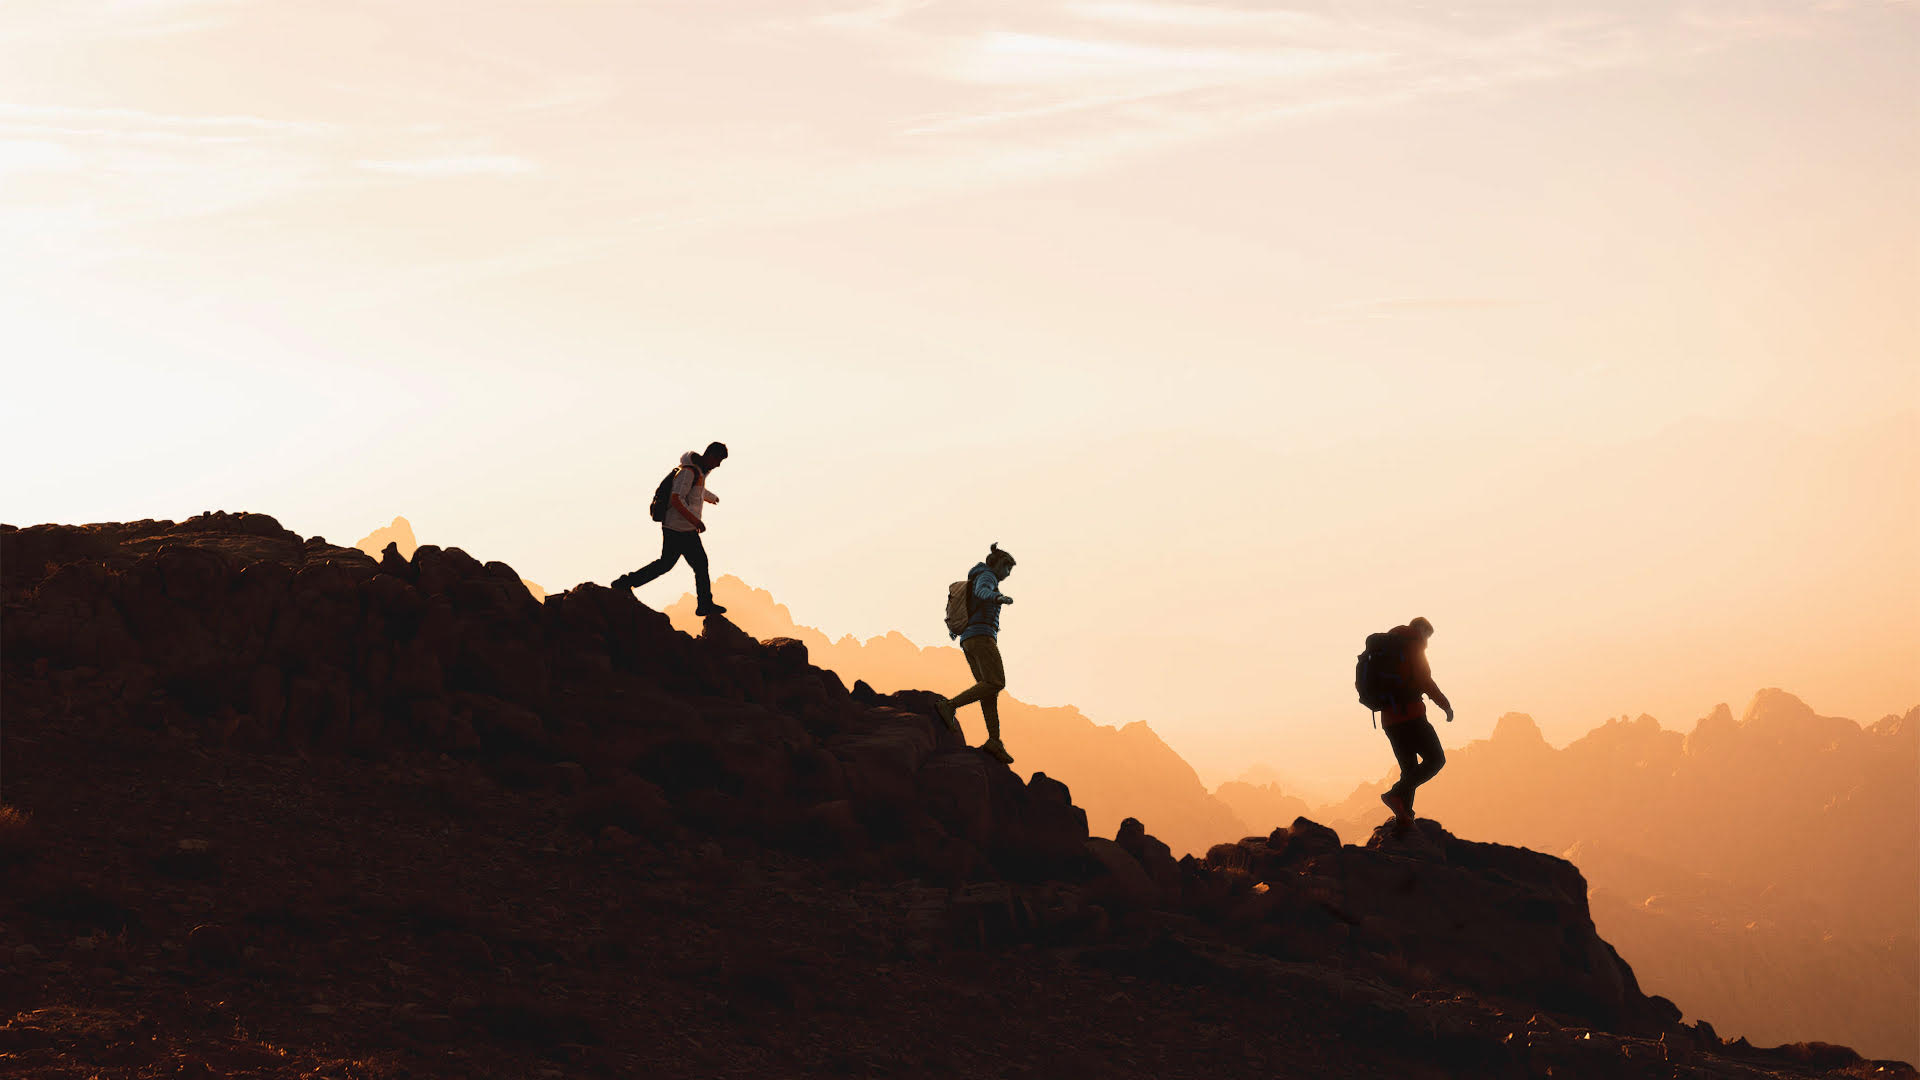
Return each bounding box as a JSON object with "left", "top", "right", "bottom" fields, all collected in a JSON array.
[
  {"left": 935, "top": 543, "right": 1017, "bottom": 764},
  {"left": 613, "top": 442, "right": 729, "bottom": 616},
  {"left": 1364, "top": 616, "right": 1453, "bottom": 829}
]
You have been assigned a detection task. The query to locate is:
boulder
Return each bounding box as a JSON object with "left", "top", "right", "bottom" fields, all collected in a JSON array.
[
  {"left": 1115, "top": 817, "right": 1180, "bottom": 891},
  {"left": 1269, "top": 816, "right": 1341, "bottom": 866},
  {"left": 760, "top": 636, "right": 809, "bottom": 673},
  {"left": 1083, "top": 837, "right": 1160, "bottom": 912}
]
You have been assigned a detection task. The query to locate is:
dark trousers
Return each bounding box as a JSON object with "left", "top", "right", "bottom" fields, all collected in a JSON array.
[
  {"left": 627, "top": 527, "right": 712, "bottom": 604},
  {"left": 1385, "top": 717, "right": 1446, "bottom": 811}
]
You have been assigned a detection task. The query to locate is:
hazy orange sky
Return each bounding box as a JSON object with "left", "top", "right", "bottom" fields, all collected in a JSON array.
[{"left": 3, "top": 1, "right": 1914, "bottom": 788}]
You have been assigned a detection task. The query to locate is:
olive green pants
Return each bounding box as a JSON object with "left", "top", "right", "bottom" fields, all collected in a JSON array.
[{"left": 949, "top": 636, "right": 1006, "bottom": 740}]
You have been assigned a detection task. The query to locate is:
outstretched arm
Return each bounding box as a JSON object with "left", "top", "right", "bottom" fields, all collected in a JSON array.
[
  {"left": 1427, "top": 681, "right": 1453, "bottom": 722},
  {"left": 973, "top": 573, "right": 1010, "bottom": 604}
]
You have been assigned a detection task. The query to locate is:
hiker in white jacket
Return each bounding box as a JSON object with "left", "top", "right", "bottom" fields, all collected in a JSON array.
[{"left": 613, "top": 442, "right": 728, "bottom": 616}]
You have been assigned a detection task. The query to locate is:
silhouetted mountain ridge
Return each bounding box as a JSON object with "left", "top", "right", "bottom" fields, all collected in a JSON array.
[{"left": 4, "top": 512, "right": 1903, "bottom": 1077}]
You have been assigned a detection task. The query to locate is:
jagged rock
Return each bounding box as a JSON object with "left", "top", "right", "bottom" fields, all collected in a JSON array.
[
  {"left": 1000, "top": 772, "right": 1090, "bottom": 874},
  {"left": 1204, "top": 818, "right": 1338, "bottom": 884},
  {"left": 379, "top": 541, "right": 411, "bottom": 578}
]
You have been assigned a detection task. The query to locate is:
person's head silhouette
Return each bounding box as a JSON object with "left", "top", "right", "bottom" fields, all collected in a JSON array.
[{"left": 986, "top": 542, "right": 1016, "bottom": 580}]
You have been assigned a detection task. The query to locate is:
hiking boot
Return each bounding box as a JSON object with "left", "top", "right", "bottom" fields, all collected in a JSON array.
[
  {"left": 933, "top": 698, "right": 961, "bottom": 736},
  {"left": 694, "top": 601, "right": 728, "bottom": 616},
  {"left": 611, "top": 572, "right": 637, "bottom": 590},
  {"left": 1380, "top": 789, "right": 1412, "bottom": 825},
  {"left": 982, "top": 738, "right": 1014, "bottom": 765}
]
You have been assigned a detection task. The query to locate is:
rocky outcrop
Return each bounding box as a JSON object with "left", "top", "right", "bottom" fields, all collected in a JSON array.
[
  {"left": 663, "top": 575, "right": 1253, "bottom": 857},
  {"left": 1316, "top": 694, "right": 1920, "bottom": 1061},
  {"left": 3, "top": 514, "right": 1905, "bottom": 1079},
  {"left": 355, "top": 514, "right": 545, "bottom": 603}
]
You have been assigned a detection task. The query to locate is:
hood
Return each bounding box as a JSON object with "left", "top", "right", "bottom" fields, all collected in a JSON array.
[
  {"left": 679, "top": 451, "right": 704, "bottom": 473},
  {"left": 969, "top": 561, "right": 995, "bottom": 581}
]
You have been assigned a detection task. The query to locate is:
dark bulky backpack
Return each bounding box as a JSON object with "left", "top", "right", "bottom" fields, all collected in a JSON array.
[
  {"left": 1355, "top": 631, "right": 1413, "bottom": 721},
  {"left": 647, "top": 466, "right": 683, "bottom": 522}
]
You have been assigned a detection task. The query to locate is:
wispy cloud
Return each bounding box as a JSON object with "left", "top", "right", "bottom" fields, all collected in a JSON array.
[
  {"left": 0, "top": 99, "right": 331, "bottom": 232},
  {"left": 0, "top": 0, "right": 1895, "bottom": 294},
  {"left": 1324, "top": 297, "right": 1539, "bottom": 322},
  {"left": 356, "top": 154, "right": 537, "bottom": 177},
  {"left": 1063, "top": 1, "right": 1328, "bottom": 31},
  {"left": 0, "top": 102, "right": 322, "bottom": 136},
  {"left": 0, "top": 139, "right": 82, "bottom": 174},
  {"left": 814, "top": 0, "right": 935, "bottom": 31},
  {"left": 1, "top": 0, "right": 258, "bottom": 42}
]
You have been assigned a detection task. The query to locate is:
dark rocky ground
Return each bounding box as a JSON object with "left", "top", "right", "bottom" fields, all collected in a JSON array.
[{"left": 2, "top": 513, "right": 1911, "bottom": 1080}]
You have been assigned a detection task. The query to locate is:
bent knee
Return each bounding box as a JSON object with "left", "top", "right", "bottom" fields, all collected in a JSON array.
[{"left": 1428, "top": 749, "right": 1446, "bottom": 770}]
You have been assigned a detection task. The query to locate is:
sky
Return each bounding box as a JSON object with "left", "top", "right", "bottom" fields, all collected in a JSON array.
[{"left": 3, "top": 0, "right": 1915, "bottom": 789}]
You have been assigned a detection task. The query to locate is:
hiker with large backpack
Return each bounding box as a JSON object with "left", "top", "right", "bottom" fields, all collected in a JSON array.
[
  {"left": 611, "top": 442, "right": 729, "bottom": 616},
  {"left": 933, "top": 543, "right": 1017, "bottom": 764},
  {"left": 1354, "top": 616, "right": 1454, "bottom": 829}
]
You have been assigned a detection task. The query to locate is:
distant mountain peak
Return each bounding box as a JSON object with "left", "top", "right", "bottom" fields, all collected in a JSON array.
[
  {"left": 1491, "top": 712, "right": 1548, "bottom": 747},
  {"left": 1682, "top": 702, "right": 1738, "bottom": 754},
  {"left": 1739, "top": 687, "right": 1815, "bottom": 728},
  {"left": 354, "top": 516, "right": 417, "bottom": 560}
]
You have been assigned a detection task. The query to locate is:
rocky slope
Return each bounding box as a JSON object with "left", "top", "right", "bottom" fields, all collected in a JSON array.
[
  {"left": 664, "top": 576, "right": 1253, "bottom": 857},
  {"left": 1317, "top": 704, "right": 1920, "bottom": 1061},
  {"left": 2, "top": 513, "right": 1908, "bottom": 1079}
]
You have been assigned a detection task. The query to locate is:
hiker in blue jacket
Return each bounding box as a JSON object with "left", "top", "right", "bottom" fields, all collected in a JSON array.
[{"left": 935, "top": 543, "right": 1017, "bottom": 764}]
